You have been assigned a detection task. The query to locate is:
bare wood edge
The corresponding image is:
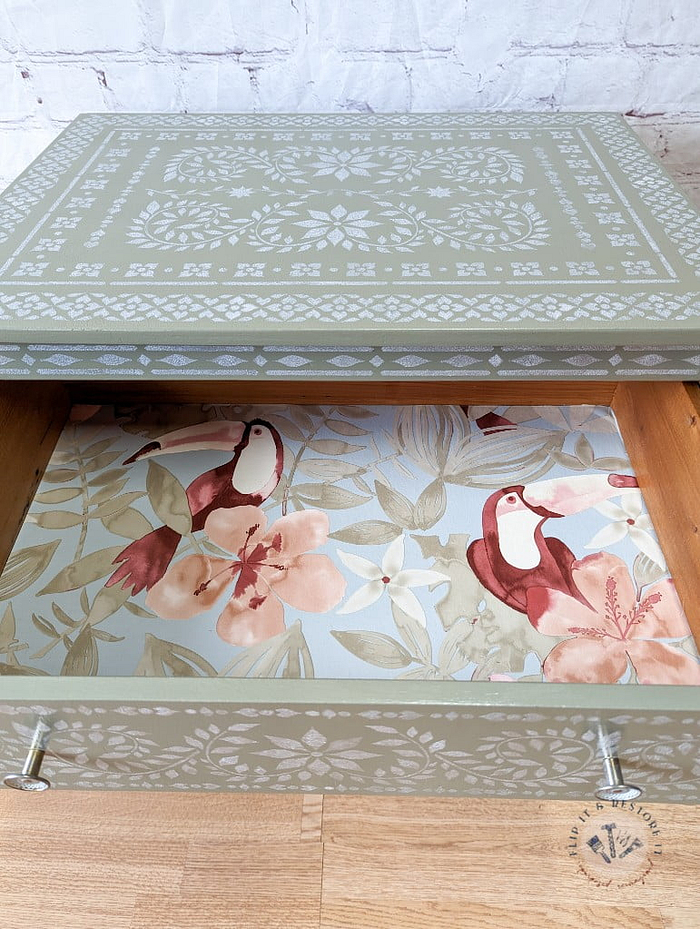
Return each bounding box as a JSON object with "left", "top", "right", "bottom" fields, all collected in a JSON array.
[
  {"left": 69, "top": 379, "right": 617, "bottom": 406},
  {"left": 0, "top": 381, "right": 71, "bottom": 575},
  {"left": 612, "top": 381, "right": 700, "bottom": 645}
]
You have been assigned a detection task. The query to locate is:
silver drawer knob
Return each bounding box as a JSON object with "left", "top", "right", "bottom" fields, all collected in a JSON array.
[
  {"left": 594, "top": 722, "right": 642, "bottom": 802},
  {"left": 3, "top": 722, "right": 51, "bottom": 792}
]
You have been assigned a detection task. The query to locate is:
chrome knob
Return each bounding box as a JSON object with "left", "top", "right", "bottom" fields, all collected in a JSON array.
[
  {"left": 3, "top": 722, "right": 51, "bottom": 792},
  {"left": 594, "top": 723, "right": 642, "bottom": 802}
]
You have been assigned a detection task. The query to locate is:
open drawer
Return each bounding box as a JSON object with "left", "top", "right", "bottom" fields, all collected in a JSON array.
[{"left": 0, "top": 377, "right": 698, "bottom": 802}]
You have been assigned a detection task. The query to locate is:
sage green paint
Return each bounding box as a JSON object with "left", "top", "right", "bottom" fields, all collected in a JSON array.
[
  {"left": 0, "top": 680, "right": 697, "bottom": 801},
  {"left": 3, "top": 341, "right": 700, "bottom": 380},
  {"left": 0, "top": 112, "right": 699, "bottom": 353}
]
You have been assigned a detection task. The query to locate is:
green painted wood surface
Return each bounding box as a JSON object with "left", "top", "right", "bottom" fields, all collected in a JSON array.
[
  {"left": 0, "top": 680, "right": 697, "bottom": 800},
  {"left": 0, "top": 112, "right": 699, "bottom": 352}
]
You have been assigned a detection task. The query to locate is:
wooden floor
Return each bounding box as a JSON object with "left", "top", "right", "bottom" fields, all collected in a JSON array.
[{"left": 0, "top": 793, "right": 697, "bottom": 928}]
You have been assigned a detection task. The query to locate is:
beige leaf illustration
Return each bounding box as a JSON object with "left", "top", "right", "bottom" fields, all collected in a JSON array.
[
  {"left": 412, "top": 533, "right": 479, "bottom": 630},
  {"left": 88, "top": 467, "right": 127, "bottom": 487},
  {"left": 102, "top": 506, "right": 154, "bottom": 540},
  {"left": 41, "top": 468, "right": 79, "bottom": 484},
  {"left": 89, "top": 491, "right": 145, "bottom": 520},
  {"left": 339, "top": 406, "right": 379, "bottom": 419},
  {"left": 60, "top": 627, "right": 98, "bottom": 676},
  {"left": 39, "top": 545, "right": 125, "bottom": 595},
  {"left": 146, "top": 460, "right": 192, "bottom": 536},
  {"left": 88, "top": 478, "right": 129, "bottom": 506},
  {"left": 391, "top": 602, "right": 432, "bottom": 665},
  {"left": 264, "top": 415, "right": 304, "bottom": 442},
  {"left": 297, "top": 458, "right": 365, "bottom": 481},
  {"left": 288, "top": 407, "right": 315, "bottom": 431},
  {"left": 0, "top": 662, "right": 48, "bottom": 676},
  {"left": 308, "top": 438, "right": 363, "bottom": 455},
  {"left": 29, "top": 511, "right": 84, "bottom": 530},
  {"left": 414, "top": 478, "right": 447, "bottom": 531},
  {"left": 330, "top": 520, "right": 402, "bottom": 545},
  {"left": 375, "top": 480, "right": 417, "bottom": 529},
  {"left": 34, "top": 487, "right": 82, "bottom": 505},
  {"left": 575, "top": 433, "right": 594, "bottom": 468},
  {"left": 293, "top": 483, "right": 369, "bottom": 510},
  {"left": 123, "top": 601, "right": 156, "bottom": 619},
  {"left": 331, "top": 629, "right": 413, "bottom": 669},
  {"left": 0, "top": 541, "right": 60, "bottom": 600},
  {"left": 86, "top": 583, "right": 132, "bottom": 626},
  {"left": 633, "top": 552, "right": 666, "bottom": 589},
  {"left": 438, "top": 618, "right": 476, "bottom": 675},
  {"left": 218, "top": 621, "right": 312, "bottom": 679},
  {"left": 80, "top": 438, "right": 116, "bottom": 459},
  {"left": 0, "top": 604, "right": 16, "bottom": 650},
  {"left": 84, "top": 451, "right": 123, "bottom": 474},
  {"left": 326, "top": 419, "right": 370, "bottom": 437},
  {"left": 135, "top": 633, "right": 216, "bottom": 678}
]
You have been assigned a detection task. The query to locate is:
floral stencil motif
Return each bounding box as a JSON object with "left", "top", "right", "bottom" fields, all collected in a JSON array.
[
  {"left": 128, "top": 197, "right": 254, "bottom": 251},
  {"left": 527, "top": 553, "right": 700, "bottom": 685},
  {"left": 147, "top": 506, "right": 346, "bottom": 647},
  {"left": 293, "top": 204, "right": 382, "bottom": 250},
  {"left": 423, "top": 193, "right": 549, "bottom": 251},
  {"left": 308, "top": 148, "right": 381, "bottom": 181}
]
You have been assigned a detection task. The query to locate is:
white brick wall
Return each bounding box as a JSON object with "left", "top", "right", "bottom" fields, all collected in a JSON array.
[{"left": 1, "top": 0, "right": 700, "bottom": 203}]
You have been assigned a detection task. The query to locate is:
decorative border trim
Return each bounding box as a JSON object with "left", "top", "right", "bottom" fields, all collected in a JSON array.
[
  {"left": 0, "top": 701, "right": 696, "bottom": 799},
  {"left": 1, "top": 342, "right": 699, "bottom": 380},
  {"left": 1, "top": 291, "right": 700, "bottom": 331}
]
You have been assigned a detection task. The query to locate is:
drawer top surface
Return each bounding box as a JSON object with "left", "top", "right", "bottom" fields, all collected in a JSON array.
[{"left": 0, "top": 111, "right": 699, "bottom": 349}]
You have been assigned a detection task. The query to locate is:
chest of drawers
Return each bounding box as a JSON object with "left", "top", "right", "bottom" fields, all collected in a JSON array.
[{"left": 0, "top": 112, "right": 698, "bottom": 802}]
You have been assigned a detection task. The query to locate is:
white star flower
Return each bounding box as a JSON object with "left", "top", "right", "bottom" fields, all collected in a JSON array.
[
  {"left": 336, "top": 535, "right": 449, "bottom": 625},
  {"left": 310, "top": 148, "right": 380, "bottom": 181},
  {"left": 294, "top": 204, "right": 380, "bottom": 249},
  {"left": 585, "top": 490, "right": 666, "bottom": 567}
]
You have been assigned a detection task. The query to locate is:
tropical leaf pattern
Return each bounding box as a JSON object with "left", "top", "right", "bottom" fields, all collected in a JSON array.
[{"left": 0, "top": 401, "right": 698, "bottom": 684}]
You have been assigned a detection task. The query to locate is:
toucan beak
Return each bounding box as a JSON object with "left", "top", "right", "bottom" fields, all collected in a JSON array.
[
  {"left": 124, "top": 420, "right": 247, "bottom": 464},
  {"left": 522, "top": 473, "right": 638, "bottom": 517}
]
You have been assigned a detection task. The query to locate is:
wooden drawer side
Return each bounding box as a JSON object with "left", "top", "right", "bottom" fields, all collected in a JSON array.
[
  {"left": 68, "top": 379, "right": 618, "bottom": 407},
  {"left": 612, "top": 381, "right": 700, "bottom": 643},
  {"left": 0, "top": 382, "right": 70, "bottom": 575}
]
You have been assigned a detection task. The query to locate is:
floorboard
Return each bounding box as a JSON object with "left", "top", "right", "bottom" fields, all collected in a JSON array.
[{"left": 0, "top": 792, "right": 696, "bottom": 928}]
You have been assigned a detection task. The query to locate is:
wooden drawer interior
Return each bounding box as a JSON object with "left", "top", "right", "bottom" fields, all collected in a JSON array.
[{"left": 1, "top": 378, "right": 699, "bottom": 676}]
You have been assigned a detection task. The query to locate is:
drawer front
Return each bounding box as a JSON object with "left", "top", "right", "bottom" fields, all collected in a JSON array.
[{"left": 0, "top": 683, "right": 698, "bottom": 802}]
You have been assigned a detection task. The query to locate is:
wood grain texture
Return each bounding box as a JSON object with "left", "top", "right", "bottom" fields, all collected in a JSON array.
[
  {"left": 0, "top": 380, "right": 70, "bottom": 573},
  {"left": 612, "top": 381, "right": 700, "bottom": 641},
  {"left": 320, "top": 901, "right": 666, "bottom": 929},
  {"left": 301, "top": 793, "right": 324, "bottom": 842},
  {"left": 321, "top": 797, "right": 700, "bottom": 925},
  {"left": 70, "top": 379, "right": 618, "bottom": 407},
  {"left": 0, "top": 792, "right": 697, "bottom": 929}
]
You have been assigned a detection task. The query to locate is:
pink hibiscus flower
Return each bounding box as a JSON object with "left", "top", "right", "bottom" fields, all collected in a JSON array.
[
  {"left": 146, "top": 505, "right": 346, "bottom": 647},
  {"left": 527, "top": 552, "right": 700, "bottom": 685}
]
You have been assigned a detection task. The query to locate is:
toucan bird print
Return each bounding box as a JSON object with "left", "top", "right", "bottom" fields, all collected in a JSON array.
[
  {"left": 106, "top": 419, "right": 284, "bottom": 594},
  {"left": 467, "top": 473, "right": 639, "bottom": 614}
]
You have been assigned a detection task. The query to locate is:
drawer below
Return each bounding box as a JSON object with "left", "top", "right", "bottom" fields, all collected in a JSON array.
[{"left": 0, "top": 379, "right": 698, "bottom": 799}]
